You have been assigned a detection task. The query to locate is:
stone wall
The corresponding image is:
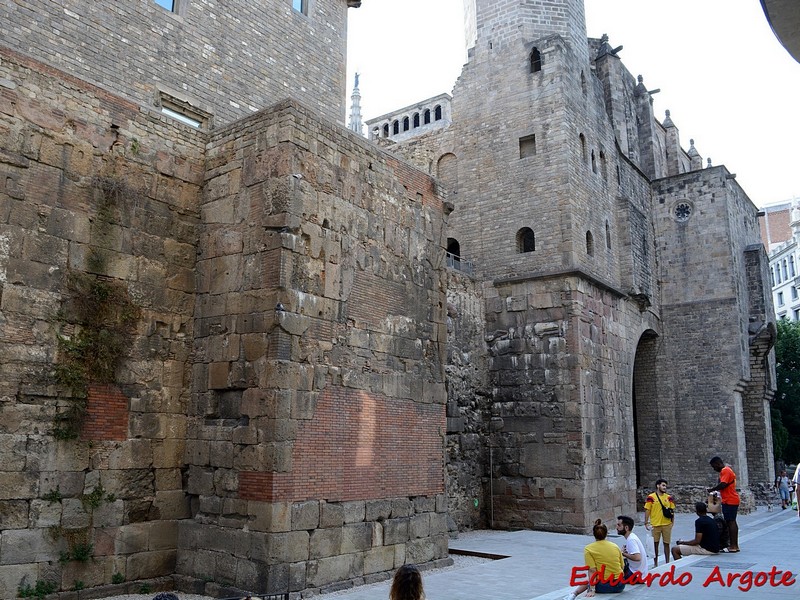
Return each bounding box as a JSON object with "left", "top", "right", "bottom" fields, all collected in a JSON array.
[
  {"left": 178, "top": 100, "right": 450, "bottom": 596},
  {"left": 0, "top": 0, "right": 352, "bottom": 127},
  {"left": 0, "top": 47, "right": 204, "bottom": 598}
]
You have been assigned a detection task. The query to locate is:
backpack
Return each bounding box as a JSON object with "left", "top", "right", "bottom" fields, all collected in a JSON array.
[{"left": 714, "top": 514, "right": 729, "bottom": 550}]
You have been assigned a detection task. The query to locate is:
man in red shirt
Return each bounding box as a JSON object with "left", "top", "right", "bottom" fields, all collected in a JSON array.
[{"left": 708, "top": 456, "right": 740, "bottom": 552}]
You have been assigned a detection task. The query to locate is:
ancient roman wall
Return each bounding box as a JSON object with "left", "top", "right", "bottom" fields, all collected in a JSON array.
[
  {"left": 0, "top": 48, "right": 204, "bottom": 598},
  {"left": 652, "top": 167, "right": 773, "bottom": 493},
  {"left": 0, "top": 0, "right": 352, "bottom": 127},
  {"left": 178, "top": 100, "right": 450, "bottom": 596}
]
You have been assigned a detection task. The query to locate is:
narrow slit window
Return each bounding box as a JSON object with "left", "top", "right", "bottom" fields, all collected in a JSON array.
[
  {"left": 413, "top": 113, "right": 420, "bottom": 128},
  {"left": 292, "top": 0, "right": 307, "bottom": 14},
  {"left": 530, "top": 47, "right": 542, "bottom": 73},
  {"left": 403, "top": 116, "right": 410, "bottom": 131},
  {"left": 424, "top": 109, "right": 431, "bottom": 124},
  {"left": 434, "top": 105, "right": 442, "bottom": 121},
  {"left": 586, "top": 231, "right": 594, "bottom": 256}
]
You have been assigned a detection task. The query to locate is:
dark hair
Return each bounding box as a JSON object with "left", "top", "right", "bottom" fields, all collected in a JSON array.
[
  {"left": 709, "top": 456, "right": 723, "bottom": 465},
  {"left": 655, "top": 478, "right": 668, "bottom": 486},
  {"left": 695, "top": 501, "right": 708, "bottom": 514},
  {"left": 390, "top": 564, "right": 425, "bottom": 600},
  {"left": 617, "top": 515, "right": 634, "bottom": 530},
  {"left": 592, "top": 518, "right": 608, "bottom": 540}
]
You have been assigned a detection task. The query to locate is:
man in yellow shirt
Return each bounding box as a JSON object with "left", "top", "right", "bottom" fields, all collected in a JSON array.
[{"left": 644, "top": 478, "right": 675, "bottom": 566}]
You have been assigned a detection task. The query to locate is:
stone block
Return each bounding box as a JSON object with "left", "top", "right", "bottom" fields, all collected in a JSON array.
[
  {"left": 309, "top": 527, "right": 342, "bottom": 559},
  {"left": 365, "top": 499, "right": 391, "bottom": 522},
  {"left": 292, "top": 500, "right": 319, "bottom": 530},
  {"left": 0, "top": 565, "right": 38, "bottom": 600},
  {"left": 0, "top": 499, "right": 29, "bottom": 528},
  {"left": 342, "top": 522, "right": 373, "bottom": 553},
  {"left": 405, "top": 538, "right": 435, "bottom": 564},
  {"left": 413, "top": 496, "right": 436, "bottom": 514},
  {"left": 342, "top": 500, "right": 365, "bottom": 523},
  {"left": 92, "top": 499, "right": 125, "bottom": 528},
  {"left": 126, "top": 549, "right": 176, "bottom": 579},
  {"left": 383, "top": 518, "right": 409, "bottom": 545},
  {"left": 409, "top": 514, "right": 431, "bottom": 539},
  {"left": 249, "top": 501, "right": 291, "bottom": 533},
  {"left": 115, "top": 523, "right": 150, "bottom": 555},
  {"left": 0, "top": 528, "right": 60, "bottom": 563},
  {"left": 390, "top": 498, "right": 413, "bottom": 518},
  {"left": 265, "top": 530, "right": 310, "bottom": 563},
  {"left": 289, "top": 560, "right": 307, "bottom": 592},
  {"left": 0, "top": 471, "right": 38, "bottom": 499},
  {"left": 307, "top": 554, "right": 357, "bottom": 588},
  {"left": 61, "top": 497, "right": 91, "bottom": 529},
  {"left": 320, "top": 502, "right": 345, "bottom": 528},
  {"left": 153, "top": 490, "right": 191, "bottom": 520},
  {"left": 363, "top": 545, "right": 395, "bottom": 575}
]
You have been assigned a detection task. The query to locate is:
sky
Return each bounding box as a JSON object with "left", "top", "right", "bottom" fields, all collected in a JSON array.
[{"left": 346, "top": 0, "right": 800, "bottom": 207}]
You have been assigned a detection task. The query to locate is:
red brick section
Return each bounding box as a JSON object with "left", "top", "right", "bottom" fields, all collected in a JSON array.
[
  {"left": 386, "top": 156, "right": 443, "bottom": 213},
  {"left": 81, "top": 383, "right": 129, "bottom": 441},
  {"left": 239, "top": 386, "right": 445, "bottom": 502},
  {"left": 348, "top": 271, "right": 407, "bottom": 329}
]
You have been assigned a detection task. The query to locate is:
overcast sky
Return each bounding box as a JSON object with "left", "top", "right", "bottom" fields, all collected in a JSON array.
[{"left": 346, "top": 0, "right": 800, "bottom": 207}]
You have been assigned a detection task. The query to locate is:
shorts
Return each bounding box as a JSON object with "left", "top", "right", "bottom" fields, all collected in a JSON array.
[
  {"left": 721, "top": 503, "right": 739, "bottom": 521},
  {"left": 651, "top": 522, "right": 673, "bottom": 544},
  {"left": 677, "top": 544, "right": 716, "bottom": 556},
  {"left": 779, "top": 487, "right": 790, "bottom": 501},
  {"left": 595, "top": 580, "right": 626, "bottom": 594}
]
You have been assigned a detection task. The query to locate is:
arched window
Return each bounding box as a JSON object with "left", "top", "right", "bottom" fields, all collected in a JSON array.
[
  {"left": 413, "top": 113, "right": 420, "bottom": 128},
  {"left": 447, "top": 238, "right": 461, "bottom": 257},
  {"left": 437, "top": 153, "right": 458, "bottom": 194},
  {"left": 392, "top": 120, "right": 399, "bottom": 135},
  {"left": 372, "top": 127, "right": 380, "bottom": 140},
  {"left": 586, "top": 231, "right": 594, "bottom": 256},
  {"left": 434, "top": 105, "right": 442, "bottom": 121},
  {"left": 530, "top": 47, "right": 542, "bottom": 73},
  {"left": 605, "top": 221, "right": 611, "bottom": 249},
  {"left": 517, "top": 227, "right": 535, "bottom": 253},
  {"left": 579, "top": 133, "right": 587, "bottom": 163},
  {"left": 383, "top": 123, "right": 389, "bottom": 137},
  {"left": 403, "top": 116, "right": 410, "bottom": 131},
  {"left": 424, "top": 109, "right": 431, "bottom": 124}
]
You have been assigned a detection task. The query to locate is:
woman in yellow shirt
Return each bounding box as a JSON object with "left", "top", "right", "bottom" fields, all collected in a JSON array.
[{"left": 565, "top": 519, "right": 626, "bottom": 599}]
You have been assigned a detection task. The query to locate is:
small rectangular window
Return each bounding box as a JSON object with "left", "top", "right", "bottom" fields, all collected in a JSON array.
[
  {"left": 154, "top": 0, "right": 175, "bottom": 10},
  {"left": 519, "top": 134, "right": 536, "bottom": 159},
  {"left": 158, "top": 90, "right": 211, "bottom": 129},
  {"left": 292, "top": 0, "right": 307, "bottom": 14},
  {"left": 792, "top": 287, "right": 798, "bottom": 301},
  {"left": 794, "top": 309, "right": 800, "bottom": 321},
  {"left": 778, "top": 291, "right": 784, "bottom": 306}
]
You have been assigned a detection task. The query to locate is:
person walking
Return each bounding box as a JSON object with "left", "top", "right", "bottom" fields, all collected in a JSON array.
[
  {"left": 643, "top": 478, "right": 675, "bottom": 567},
  {"left": 708, "top": 456, "right": 740, "bottom": 552},
  {"left": 774, "top": 469, "right": 791, "bottom": 509}
]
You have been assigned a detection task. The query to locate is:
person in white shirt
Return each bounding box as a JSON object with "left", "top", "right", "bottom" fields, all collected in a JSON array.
[
  {"left": 793, "top": 464, "right": 800, "bottom": 517},
  {"left": 617, "top": 515, "right": 649, "bottom": 581}
]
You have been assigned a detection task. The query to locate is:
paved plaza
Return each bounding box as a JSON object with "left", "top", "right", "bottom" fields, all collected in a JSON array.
[{"left": 320, "top": 506, "right": 800, "bottom": 600}]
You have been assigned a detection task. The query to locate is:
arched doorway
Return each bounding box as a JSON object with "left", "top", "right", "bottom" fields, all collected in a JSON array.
[{"left": 632, "top": 329, "right": 660, "bottom": 487}]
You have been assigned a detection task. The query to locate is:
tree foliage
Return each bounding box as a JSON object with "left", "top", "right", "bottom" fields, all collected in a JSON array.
[{"left": 773, "top": 319, "right": 800, "bottom": 462}]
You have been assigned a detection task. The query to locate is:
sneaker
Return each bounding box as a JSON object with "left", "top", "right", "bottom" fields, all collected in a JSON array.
[{"left": 563, "top": 594, "right": 576, "bottom": 600}]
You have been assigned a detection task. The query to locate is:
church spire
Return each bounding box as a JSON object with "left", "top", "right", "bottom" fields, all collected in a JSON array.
[{"left": 348, "top": 73, "right": 363, "bottom": 136}]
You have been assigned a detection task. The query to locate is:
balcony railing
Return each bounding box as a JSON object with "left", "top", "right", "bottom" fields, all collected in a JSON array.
[{"left": 446, "top": 251, "right": 474, "bottom": 276}]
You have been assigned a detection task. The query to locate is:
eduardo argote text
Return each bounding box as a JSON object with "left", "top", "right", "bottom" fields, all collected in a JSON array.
[{"left": 570, "top": 565, "right": 796, "bottom": 592}]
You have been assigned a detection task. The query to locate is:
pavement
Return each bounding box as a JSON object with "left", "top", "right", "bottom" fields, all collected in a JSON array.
[{"left": 318, "top": 505, "right": 800, "bottom": 600}]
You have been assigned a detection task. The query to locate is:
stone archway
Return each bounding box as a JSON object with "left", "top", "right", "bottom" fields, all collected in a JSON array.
[{"left": 632, "top": 329, "right": 660, "bottom": 487}]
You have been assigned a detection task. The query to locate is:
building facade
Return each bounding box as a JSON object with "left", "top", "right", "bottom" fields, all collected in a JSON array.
[{"left": 0, "top": 0, "right": 777, "bottom": 598}]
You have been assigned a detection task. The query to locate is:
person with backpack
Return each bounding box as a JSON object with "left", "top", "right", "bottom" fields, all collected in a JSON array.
[{"left": 643, "top": 478, "right": 675, "bottom": 567}]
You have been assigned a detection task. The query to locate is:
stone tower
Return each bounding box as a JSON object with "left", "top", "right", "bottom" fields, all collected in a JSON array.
[{"left": 378, "top": 0, "right": 776, "bottom": 532}]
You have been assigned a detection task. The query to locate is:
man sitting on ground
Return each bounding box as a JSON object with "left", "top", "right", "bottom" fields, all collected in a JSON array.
[
  {"left": 616, "top": 515, "right": 648, "bottom": 581},
  {"left": 671, "top": 501, "right": 720, "bottom": 560}
]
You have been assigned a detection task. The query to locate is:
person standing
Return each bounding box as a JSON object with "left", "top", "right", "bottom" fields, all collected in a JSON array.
[
  {"left": 616, "top": 515, "right": 648, "bottom": 581},
  {"left": 708, "top": 456, "right": 740, "bottom": 552},
  {"left": 671, "top": 501, "right": 720, "bottom": 559},
  {"left": 793, "top": 463, "right": 800, "bottom": 518},
  {"left": 643, "top": 479, "right": 675, "bottom": 566},
  {"left": 774, "top": 469, "right": 791, "bottom": 509}
]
